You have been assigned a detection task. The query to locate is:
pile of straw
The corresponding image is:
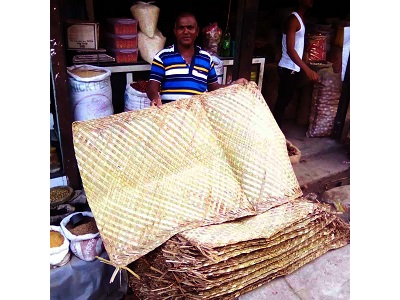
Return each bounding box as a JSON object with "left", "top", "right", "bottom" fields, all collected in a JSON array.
[
  {"left": 72, "top": 82, "right": 302, "bottom": 268},
  {"left": 129, "top": 198, "right": 350, "bottom": 299}
]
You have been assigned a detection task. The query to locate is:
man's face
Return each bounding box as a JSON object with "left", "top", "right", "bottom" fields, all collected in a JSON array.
[{"left": 174, "top": 15, "right": 199, "bottom": 47}]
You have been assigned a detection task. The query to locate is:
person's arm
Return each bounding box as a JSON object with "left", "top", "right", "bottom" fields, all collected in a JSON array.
[
  {"left": 146, "top": 79, "right": 162, "bottom": 107},
  {"left": 285, "top": 15, "right": 319, "bottom": 82}
]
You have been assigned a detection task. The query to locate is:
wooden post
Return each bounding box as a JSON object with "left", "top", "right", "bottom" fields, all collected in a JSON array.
[
  {"left": 332, "top": 54, "right": 350, "bottom": 142},
  {"left": 50, "top": 0, "right": 81, "bottom": 189},
  {"left": 232, "top": 0, "right": 259, "bottom": 80}
]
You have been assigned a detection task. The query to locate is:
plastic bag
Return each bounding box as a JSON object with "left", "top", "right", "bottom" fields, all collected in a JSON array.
[
  {"left": 130, "top": 1, "right": 160, "bottom": 38},
  {"left": 202, "top": 23, "right": 222, "bottom": 56},
  {"left": 50, "top": 225, "right": 70, "bottom": 267},
  {"left": 138, "top": 29, "right": 166, "bottom": 64},
  {"left": 124, "top": 81, "right": 151, "bottom": 111},
  {"left": 60, "top": 212, "right": 104, "bottom": 262}
]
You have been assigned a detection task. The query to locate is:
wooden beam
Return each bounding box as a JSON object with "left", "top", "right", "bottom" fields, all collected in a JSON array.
[
  {"left": 333, "top": 54, "right": 350, "bottom": 142},
  {"left": 50, "top": 0, "right": 81, "bottom": 189},
  {"left": 232, "top": 0, "right": 259, "bottom": 80}
]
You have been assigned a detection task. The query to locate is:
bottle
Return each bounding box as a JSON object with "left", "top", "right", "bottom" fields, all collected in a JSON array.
[{"left": 220, "top": 31, "right": 231, "bottom": 57}]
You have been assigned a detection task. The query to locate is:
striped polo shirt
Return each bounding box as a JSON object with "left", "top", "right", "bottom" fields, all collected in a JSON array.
[{"left": 149, "top": 44, "right": 218, "bottom": 103}]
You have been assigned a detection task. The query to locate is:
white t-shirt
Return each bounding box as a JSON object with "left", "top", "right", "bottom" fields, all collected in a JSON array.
[{"left": 278, "top": 12, "right": 305, "bottom": 72}]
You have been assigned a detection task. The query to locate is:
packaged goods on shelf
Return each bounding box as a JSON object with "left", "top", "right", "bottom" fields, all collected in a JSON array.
[
  {"left": 106, "top": 18, "right": 138, "bottom": 35},
  {"left": 108, "top": 48, "right": 138, "bottom": 63},
  {"left": 105, "top": 33, "right": 138, "bottom": 49}
]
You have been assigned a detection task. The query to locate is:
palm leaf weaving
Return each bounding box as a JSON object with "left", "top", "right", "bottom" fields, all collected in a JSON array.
[{"left": 72, "top": 82, "right": 302, "bottom": 268}]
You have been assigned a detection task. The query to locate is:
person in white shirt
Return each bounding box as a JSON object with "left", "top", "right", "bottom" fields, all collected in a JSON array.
[{"left": 273, "top": 0, "right": 319, "bottom": 127}]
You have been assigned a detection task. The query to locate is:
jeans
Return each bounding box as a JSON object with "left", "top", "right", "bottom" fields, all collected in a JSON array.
[{"left": 273, "top": 67, "right": 300, "bottom": 127}]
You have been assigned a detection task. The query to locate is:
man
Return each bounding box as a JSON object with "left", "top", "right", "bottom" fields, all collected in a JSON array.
[
  {"left": 147, "top": 12, "right": 247, "bottom": 107},
  {"left": 273, "top": 0, "right": 319, "bottom": 127}
]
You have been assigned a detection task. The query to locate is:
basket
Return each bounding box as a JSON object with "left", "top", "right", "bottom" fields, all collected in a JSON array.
[
  {"left": 50, "top": 186, "right": 74, "bottom": 208},
  {"left": 286, "top": 140, "right": 301, "bottom": 164}
]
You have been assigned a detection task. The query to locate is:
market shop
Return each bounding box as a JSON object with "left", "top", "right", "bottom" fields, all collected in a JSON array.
[{"left": 50, "top": 0, "right": 350, "bottom": 299}]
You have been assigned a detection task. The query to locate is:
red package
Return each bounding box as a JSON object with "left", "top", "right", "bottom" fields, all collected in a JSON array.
[{"left": 306, "top": 34, "right": 327, "bottom": 62}]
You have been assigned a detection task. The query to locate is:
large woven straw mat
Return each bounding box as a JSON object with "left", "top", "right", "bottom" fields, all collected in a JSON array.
[
  {"left": 72, "top": 82, "right": 302, "bottom": 268},
  {"left": 179, "top": 198, "right": 326, "bottom": 249}
]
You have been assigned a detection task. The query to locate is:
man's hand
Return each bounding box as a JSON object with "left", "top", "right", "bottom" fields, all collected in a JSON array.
[
  {"left": 151, "top": 97, "right": 162, "bottom": 107},
  {"left": 232, "top": 78, "right": 248, "bottom": 85},
  {"left": 305, "top": 69, "right": 319, "bottom": 82}
]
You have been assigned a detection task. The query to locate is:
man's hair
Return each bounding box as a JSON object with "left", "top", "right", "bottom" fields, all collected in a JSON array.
[{"left": 174, "top": 11, "right": 198, "bottom": 28}]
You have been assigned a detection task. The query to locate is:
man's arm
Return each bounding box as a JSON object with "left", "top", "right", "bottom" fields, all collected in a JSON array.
[
  {"left": 285, "top": 15, "right": 318, "bottom": 82},
  {"left": 146, "top": 80, "right": 162, "bottom": 107}
]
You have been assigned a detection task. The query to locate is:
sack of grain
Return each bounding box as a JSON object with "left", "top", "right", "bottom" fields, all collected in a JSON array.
[
  {"left": 50, "top": 225, "right": 70, "bottom": 267},
  {"left": 138, "top": 29, "right": 166, "bottom": 64},
  {"left": 306, "top": 68, "right": 342, "bottom": 137},
  {"left": 60, "top": 211, "right": 104, "bottom": 262},
  {"left": 212, "top": 55, "right": 224, "bottom": 84},
  {"left": 67, "top": 64, "right": 113, "bottom": 121},
  {"left": 124, "top": 81, "right": 151, "bottom": 111},
  {"left": 130, "top": 1, "right": 160, "bottom": 38}
]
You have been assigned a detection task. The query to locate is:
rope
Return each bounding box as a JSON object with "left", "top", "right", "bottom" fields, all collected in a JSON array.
[{"left": 95, "top": 256, "right": 141, "bottom": 283}]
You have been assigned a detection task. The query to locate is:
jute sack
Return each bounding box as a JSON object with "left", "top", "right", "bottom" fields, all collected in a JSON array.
[
  {"left": 306, "top": 68, "right": 342, "bottom": 137},
  {"left": 72, "top": 82, "right": 302, "bottom": 273}
]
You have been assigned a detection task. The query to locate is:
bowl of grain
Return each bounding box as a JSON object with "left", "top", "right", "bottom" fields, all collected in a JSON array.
[
  {"left": 50, "top": 186, "right": 74, "bottom": 208},
  {"left": 286, "top": 140, "right": 301, "bottom": 164}
]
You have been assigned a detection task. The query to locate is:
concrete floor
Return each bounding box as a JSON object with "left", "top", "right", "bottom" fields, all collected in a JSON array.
[{"left": 237, "top": 120, "right": 350, "bottom": 300}]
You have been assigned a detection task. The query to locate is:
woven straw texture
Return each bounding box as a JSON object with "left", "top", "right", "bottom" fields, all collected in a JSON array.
[
  {"left": 72, "top": 82, "right": 302, "bottom": 267},
  {"left": 129, "top": 199, "right": 350, "bottom": 299}
]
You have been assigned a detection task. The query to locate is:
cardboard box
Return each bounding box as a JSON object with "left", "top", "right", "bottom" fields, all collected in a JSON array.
[{"left": 66, "top": 21, "right": 99, "bottom": 50}]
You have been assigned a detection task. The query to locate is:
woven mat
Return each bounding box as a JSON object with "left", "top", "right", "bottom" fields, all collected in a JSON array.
[
  {"left": 128, "top": 199, "right": 350, "bottom": 299},
  {"left": 72, "top": 82, "right": 302, "bottom": 267}
]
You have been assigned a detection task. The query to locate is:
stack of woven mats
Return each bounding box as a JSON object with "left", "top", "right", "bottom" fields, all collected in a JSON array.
[
  {"left": 129, "top": 198, "right": 349, "bottom": 299},
  {"left": 72, "top": 82, "right": 350, "bottom": 297}
]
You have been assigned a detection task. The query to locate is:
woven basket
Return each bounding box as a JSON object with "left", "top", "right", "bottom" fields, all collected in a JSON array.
[
  {"left": 72, "top": 82, "right": 302, "bottom": 268},
  {"left": 286, "top": 140, "right": 301, "bottom": 164}
]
